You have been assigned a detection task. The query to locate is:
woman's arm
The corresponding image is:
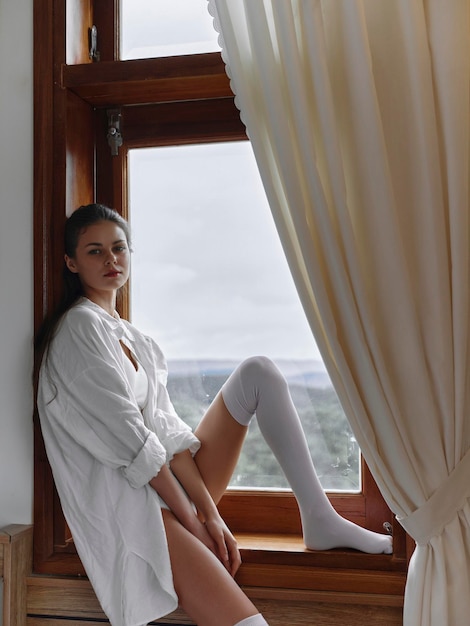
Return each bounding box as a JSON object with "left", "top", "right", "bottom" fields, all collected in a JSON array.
[
  {"left": 168, "top": 450, "right": 241, "bottom": 576},
  {"left": 149, "top": 464, "right": 200, "bottom": 531}
]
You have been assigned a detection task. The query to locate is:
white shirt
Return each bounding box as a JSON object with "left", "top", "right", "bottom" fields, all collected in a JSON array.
[
  {"left": 121, "top": 349, "right": 149, "bottom": 410},
  {"left": 37, "top": 298, "right": 201, "bottom": 626}
]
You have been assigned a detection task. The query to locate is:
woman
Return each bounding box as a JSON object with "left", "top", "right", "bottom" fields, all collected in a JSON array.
[{"left": 35, "top": 204, "right": 392, "bottom": 626}]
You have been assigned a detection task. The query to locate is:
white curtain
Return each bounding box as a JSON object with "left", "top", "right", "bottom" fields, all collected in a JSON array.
[{"left": 207, "top": 1, "right": 470, "bottom": 624}]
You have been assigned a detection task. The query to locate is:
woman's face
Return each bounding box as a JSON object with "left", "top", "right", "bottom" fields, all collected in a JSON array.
[{"left": 65, "top": 220, "right": 130, "bottom": 299}]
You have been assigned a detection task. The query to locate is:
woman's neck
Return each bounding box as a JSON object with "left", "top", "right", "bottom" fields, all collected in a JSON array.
[{"left": 83, "top": 291, "right": 117, "bottom": 317}]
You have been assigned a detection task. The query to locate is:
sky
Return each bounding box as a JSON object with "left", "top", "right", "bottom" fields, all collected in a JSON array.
[
  {"left": 129, "top": 142, "right": 323, "bottom": 363},
  {"left": 121, "top": 1, "right": 323, "bottom": 364},
  {"left": 121, "top": 0, "right": 221, "bottom": 60}
]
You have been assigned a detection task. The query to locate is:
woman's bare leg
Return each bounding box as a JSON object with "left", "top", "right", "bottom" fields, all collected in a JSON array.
[
  {"left": 162, "top": 510, "right": 259, "bottom": 626},
  {"left": 194, "top": 393, "right": 248, "bottom": 504}
]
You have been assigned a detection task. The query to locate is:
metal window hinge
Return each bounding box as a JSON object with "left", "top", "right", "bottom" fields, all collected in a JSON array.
[
  {"left": 107, "top": 109, "right": 123, "bottom": 156},
  {"left": 89, "top": 25, "right": 101, "bottom": 62}
]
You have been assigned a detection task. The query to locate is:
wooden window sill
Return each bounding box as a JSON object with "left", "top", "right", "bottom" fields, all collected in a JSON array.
[{"left": 235, "top": 532, "right": 406, "bottom": 601}]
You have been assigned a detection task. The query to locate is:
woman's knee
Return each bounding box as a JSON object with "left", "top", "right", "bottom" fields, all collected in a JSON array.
[
  {"left": 238, "top": 356, "right": 286, "bottom": 388},
  {"left": 238, "top": 355, "right": 276, "bottom": 377},
  {"left": 221, "top": 356, "right": 288, "bottom": 427}
]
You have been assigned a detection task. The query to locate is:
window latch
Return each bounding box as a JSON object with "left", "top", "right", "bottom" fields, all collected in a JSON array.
[
  {"left": 89, "top": 25, "right": 100, "bottom": 62},
  {"left": 107, "top": 109, "right": 123, "bottom": 157}
]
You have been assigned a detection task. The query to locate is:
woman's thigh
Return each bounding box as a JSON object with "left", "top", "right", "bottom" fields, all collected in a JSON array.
[
  {"left": 194, "top": 392, "right": 248, "bottom": 504},
  {"left": 162, "top": 510, "right": 257, "bottom": 626}
]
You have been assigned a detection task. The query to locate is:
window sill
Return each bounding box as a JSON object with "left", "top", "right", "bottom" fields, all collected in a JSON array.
[{"left": 235, "top": 532, "right": 406, "bottom": 602}]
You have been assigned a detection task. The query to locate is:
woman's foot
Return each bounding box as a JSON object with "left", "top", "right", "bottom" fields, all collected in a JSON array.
[{"left": 303, "top": 511, "right": 393, "bottom": 554}]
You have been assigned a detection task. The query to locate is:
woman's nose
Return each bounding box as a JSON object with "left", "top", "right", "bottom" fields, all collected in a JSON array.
[{"left": 105, "top": 251, "right": 117, "bottom": 264}]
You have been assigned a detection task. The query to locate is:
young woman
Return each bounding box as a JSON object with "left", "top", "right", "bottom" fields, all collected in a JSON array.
[{"left": 35, "top": 204, "right": 392, "bottom": 626}]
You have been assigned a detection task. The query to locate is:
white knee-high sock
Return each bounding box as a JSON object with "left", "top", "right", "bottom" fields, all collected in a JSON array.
[
  {"left": 222, "top": 357, "right": 392, "bottom": 554},
  {"left": 234, "top": 614, "right": 268, "bottom": 626}
]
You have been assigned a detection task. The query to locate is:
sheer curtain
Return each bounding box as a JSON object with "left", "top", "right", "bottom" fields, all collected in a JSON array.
[{"left": 207, "top": 1, "right": 470, "bottom": 624}]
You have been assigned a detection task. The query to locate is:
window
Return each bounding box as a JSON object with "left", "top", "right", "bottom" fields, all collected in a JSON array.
[
  {"left": 34, "top": 0, "right": 406, "bottom": 576},
  {"left": 120, "top": 0, "right": 220, "bottom": 59},
  {"left": 129, "top": 141, "right": 360, "bottom": 492}
]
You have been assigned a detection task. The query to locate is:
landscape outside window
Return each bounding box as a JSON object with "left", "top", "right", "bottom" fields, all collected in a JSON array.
[{"left": 129, "top": 142, "right": 360, "bottom": 492}]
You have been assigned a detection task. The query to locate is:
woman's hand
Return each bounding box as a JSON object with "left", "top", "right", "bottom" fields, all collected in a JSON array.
[
  {"left": 203, "top": 515, "right": 241, "bottom": 576},
  {"left": 149, "top": 462, "right": 241, "bottom": 575},
  {"left": 181, "top": 511, "right": 241, "bottom": 576}
]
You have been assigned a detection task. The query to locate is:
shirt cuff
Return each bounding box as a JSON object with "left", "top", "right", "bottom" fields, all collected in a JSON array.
[{"left": 122, "top": 432, "right": 167, "bottom": 488}]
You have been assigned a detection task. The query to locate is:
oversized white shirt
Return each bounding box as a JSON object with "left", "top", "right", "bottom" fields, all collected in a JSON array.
[{"left": 37, "top": 298, "right": 201, "bottom": 626}]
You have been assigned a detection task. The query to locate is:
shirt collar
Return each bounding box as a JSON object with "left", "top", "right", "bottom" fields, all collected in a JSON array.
[{"left": 79, "top": 297, "right": 135, "bottom": 343}]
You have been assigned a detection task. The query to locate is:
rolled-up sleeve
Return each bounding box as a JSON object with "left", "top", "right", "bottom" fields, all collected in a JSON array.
[
  {"left": 122, "top": 431, "right": 167, "bottom": 488},
  {"left": 153, "top": 408, "right": 201, "bottom": 462}
]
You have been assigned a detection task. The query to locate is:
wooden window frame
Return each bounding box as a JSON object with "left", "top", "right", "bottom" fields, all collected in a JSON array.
[{"left": 33, "top": 0, "right": 408, "bottom": 579}]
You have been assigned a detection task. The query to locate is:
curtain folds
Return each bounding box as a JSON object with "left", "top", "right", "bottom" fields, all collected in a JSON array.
[{"left": 207, "top": 1, "right": 470, "bottom": 624}]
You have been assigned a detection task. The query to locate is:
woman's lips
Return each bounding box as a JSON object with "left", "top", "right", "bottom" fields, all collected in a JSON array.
[{"left": 104, "top": 271, "right": 120, "bottom": 277}]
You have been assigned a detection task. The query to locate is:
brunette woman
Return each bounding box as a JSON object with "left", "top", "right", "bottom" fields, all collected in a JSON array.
[{"left": 35, "top": 204, "right": 392, "bottom": 626}]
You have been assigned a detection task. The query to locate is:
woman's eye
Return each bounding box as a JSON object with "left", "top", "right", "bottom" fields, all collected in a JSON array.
[
  {"left": 114, "top": 246, "right": 127, "bottom": 253},
  {"left": 88, "top": 249, "right": 101, "bottom": 255}
]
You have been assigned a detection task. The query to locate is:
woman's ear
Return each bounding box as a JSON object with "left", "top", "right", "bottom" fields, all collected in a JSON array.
[{"left": 64, "top": 254, "right": 78, "bottom": 273}]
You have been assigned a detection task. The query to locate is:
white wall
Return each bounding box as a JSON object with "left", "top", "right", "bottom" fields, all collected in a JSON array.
[{"left": 0, "top": 0, "right": 33, "bottom": 528}]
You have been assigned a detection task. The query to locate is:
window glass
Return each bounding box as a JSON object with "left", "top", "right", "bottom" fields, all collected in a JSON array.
[
  {"left": 129, "top": 142, "right": 360, "bottom": 492},
  {"left": 120, "top": 0, "right": 221, "bottom": 60}
]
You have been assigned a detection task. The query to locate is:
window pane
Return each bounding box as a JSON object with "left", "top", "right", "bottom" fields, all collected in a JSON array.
[
  {"left": 120, "top": 0, "right": 221, "bottom": 60},
  {"left": 129, "top": 142, "right": 360, "bottom": 492}
]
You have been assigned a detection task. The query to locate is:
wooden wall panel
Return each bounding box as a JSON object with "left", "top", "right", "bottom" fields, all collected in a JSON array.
[
  {"left": 27, "top": 603, "right": 403, "bottom": 626},
  {"left": 27, "top": 567, "right": 404, "bottom": 625},
  {"left": 26, "top": 585, "right": 403, "bottom": 626}
]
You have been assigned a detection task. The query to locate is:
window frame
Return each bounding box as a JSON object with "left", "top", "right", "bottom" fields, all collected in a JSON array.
[{"left": 33, "top": 0, "right": 408, "bottom": 576}]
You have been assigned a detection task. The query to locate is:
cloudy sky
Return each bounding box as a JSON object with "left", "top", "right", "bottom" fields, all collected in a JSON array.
[
  {"left": 121, "top": 1, "right": 323, "bottom": 364},
  {"left": 121, "top": 0, "right": 220, "bottom": 59},
  {"left": 129, "top": 142, "right": 322, "bottom": 363}
]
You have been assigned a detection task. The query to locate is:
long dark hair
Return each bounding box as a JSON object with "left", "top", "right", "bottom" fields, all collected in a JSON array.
[{"left": 33, "top": 204, "right": 131, "bottom": 386}]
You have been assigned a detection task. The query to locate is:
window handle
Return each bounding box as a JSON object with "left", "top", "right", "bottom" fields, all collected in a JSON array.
[
  {"left": 107, "top": 109, "right": 123, "bottom": 157},
  {"left": 89, "top": 25, "right": 100, "bottom": 62}
]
